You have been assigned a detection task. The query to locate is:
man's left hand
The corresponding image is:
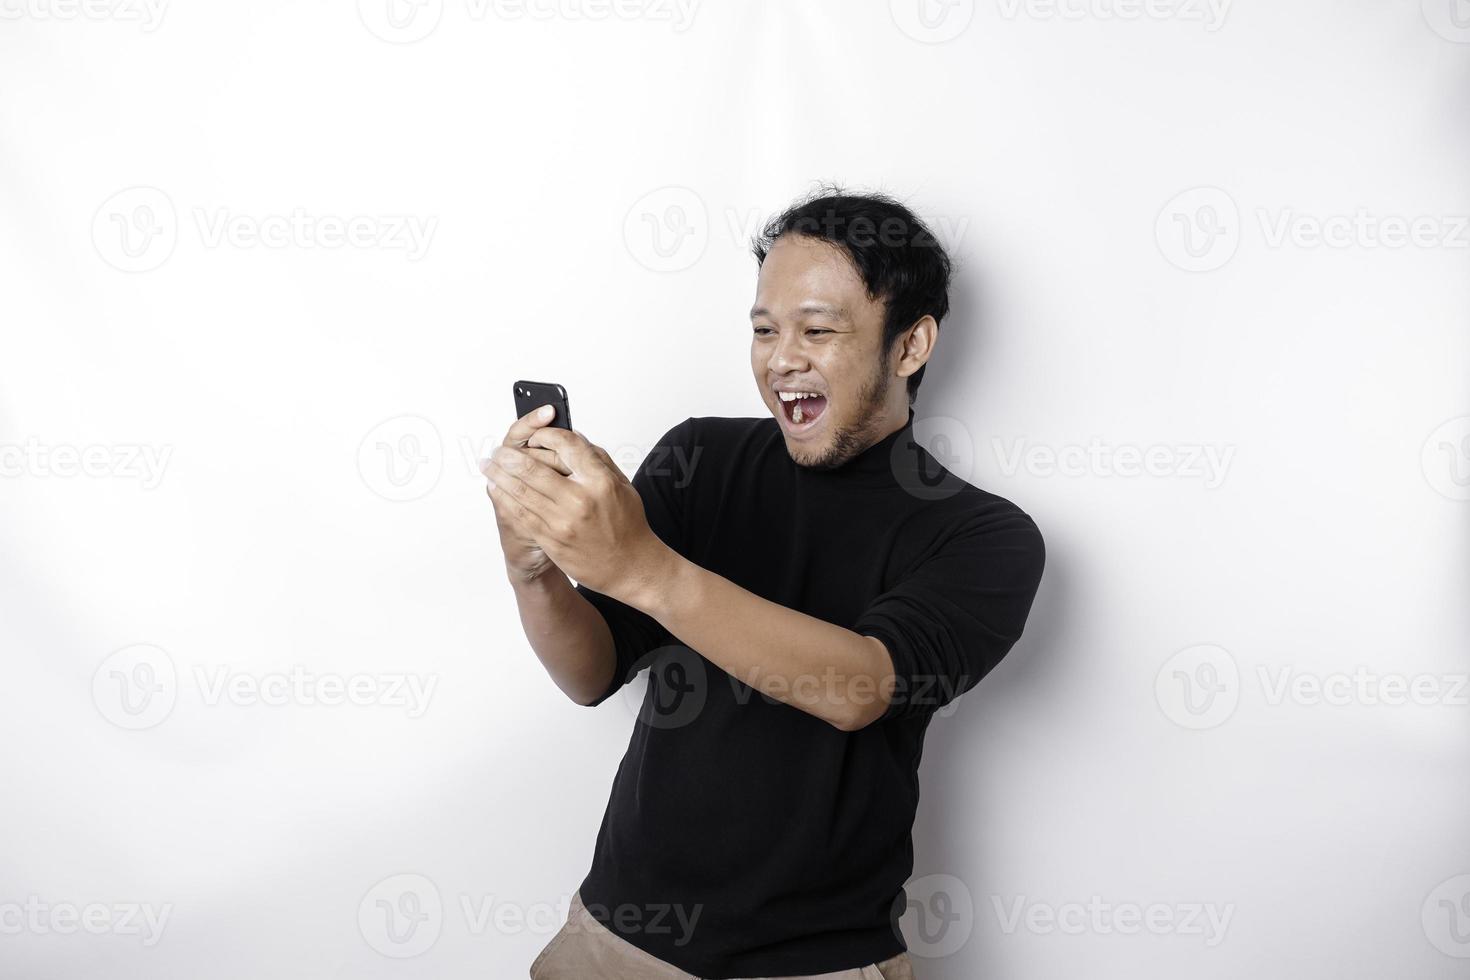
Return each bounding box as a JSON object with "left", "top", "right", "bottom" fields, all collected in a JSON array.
[{"left": 484, "top": 427, "right": 668, "bottom": 604}]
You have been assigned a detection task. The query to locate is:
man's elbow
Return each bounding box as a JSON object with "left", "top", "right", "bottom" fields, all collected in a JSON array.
[
  {"left": 827, "top": 637, "right": 897, "bottom": 732},
  {"left": 828, "top": 698, "right": 888, "bottom": 732}
]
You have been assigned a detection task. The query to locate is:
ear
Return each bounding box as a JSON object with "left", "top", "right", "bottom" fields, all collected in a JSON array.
[{"left": 892, "top": 315, "right": 938, "bottom": 380}]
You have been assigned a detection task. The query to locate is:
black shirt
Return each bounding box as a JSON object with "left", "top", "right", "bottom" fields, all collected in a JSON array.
[{"left": 573, "top": 410, "right": 1045, "bottom": 978}]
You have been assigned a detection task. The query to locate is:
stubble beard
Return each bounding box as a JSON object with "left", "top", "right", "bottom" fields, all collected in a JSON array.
[{"left": 789, "top": 350, "right": 896, "bottom": 472}]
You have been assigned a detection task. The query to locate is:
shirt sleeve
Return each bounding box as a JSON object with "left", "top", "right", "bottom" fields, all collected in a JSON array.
[
  {"left": 573, "top": 417, "right": 695, "bottom": 707},
  {"left": 854, "top": 507, "right": 1045, "bottom": 722}
]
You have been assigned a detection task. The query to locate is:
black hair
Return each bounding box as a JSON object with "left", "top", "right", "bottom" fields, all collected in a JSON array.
[{"left": 751, "top": 184, "right": 953, "bottom": 403}]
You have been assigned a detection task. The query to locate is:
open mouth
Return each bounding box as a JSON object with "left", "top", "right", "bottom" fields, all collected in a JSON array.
[{"left": 776, "top": 390, "right": 828, "bottom": 433}]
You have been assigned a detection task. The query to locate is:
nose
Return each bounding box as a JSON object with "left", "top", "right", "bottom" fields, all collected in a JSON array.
[{"left": 768, "top": 329, "right": 809, "bottom": 376}]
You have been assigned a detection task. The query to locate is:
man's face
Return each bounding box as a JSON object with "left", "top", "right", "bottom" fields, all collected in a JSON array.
[{"left": 750, "top": 235, "right": 900, "bottom": 469}]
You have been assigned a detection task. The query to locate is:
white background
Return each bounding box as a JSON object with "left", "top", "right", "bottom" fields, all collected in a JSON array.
[{"left": 2, "top": 1, "right": 1468, "bottom": 978}]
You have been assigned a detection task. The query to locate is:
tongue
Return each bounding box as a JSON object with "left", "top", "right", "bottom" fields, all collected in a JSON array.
[{"left": 792, "top": 396, "right": 827, "bottom": 424}]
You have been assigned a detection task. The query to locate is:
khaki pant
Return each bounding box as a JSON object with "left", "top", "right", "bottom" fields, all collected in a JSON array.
[{"left": 530, "top": 891, "right": 917, "bottom": 980}]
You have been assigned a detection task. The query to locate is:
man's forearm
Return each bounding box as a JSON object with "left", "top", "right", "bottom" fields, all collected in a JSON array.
[
  {"left": 625, "top": 547, "right": 896, "bottom": 731},
  {"left": 509, "top": 565, "right": 617, "bottom": 706}
]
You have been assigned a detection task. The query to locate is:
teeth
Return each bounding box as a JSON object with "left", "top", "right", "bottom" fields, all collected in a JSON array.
[{"left": 777, "top": 391, "right": 820, "bottom": 401}]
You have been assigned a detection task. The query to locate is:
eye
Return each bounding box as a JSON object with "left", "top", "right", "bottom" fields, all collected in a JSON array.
[
  {"left": 805, "top": 328, "right": 833, "bottom": 337},
  {"left": 753, "top": 326, "right": 775, "bottom": 336}
]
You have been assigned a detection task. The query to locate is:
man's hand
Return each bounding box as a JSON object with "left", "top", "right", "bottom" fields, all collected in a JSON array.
[
  {"left": 484, "top": 423, "right": 671, "bottom": 604},
  {"left": 481, "top": 406, "right": 572, "bottom": 583}
]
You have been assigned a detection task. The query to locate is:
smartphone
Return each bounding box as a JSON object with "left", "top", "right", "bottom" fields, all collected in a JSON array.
[{"left": 512, "top": 380, "right": 572, "bottom": 431}]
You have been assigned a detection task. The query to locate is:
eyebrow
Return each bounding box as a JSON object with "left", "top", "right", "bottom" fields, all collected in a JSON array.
[{"left": 749, "top": 302, "right": 850, "bottom": 322}]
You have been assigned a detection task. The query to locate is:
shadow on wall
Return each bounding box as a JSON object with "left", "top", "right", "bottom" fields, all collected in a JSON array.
[{"left": 904, "top": 254, "right": 1080, "bottom": 978}]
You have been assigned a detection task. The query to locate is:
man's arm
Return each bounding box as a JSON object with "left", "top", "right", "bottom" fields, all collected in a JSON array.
[
  {"left": 489, "top": 424, "right": 898, "bottom": 731},
  {"left": 631, "top": 550, "right": 898, "bottom": 731},
  {"left": 507, "top": 566, "right": 617, "bottom": 707},
  {"left": 484, "top": 406, "right": 619, "bottom": 707}
]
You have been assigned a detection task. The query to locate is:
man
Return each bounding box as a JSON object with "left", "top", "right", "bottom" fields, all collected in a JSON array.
[{"left": 484, "top": 188, "right": 1046, "bottom": 979}]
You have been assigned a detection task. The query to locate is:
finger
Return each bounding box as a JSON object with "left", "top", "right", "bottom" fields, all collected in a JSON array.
[
  {"left": 526, "top": 426, "right": 602, "bottom": 477},
  {"left": 525, "top": 445, "right": 571, "bottom": 475},
  {"left": 486, "top": 475, "right": 554, "bottom": 537},
  {"left": 503, "top": 404, "right": 558, "bottom": 448},
  {"left": 480, "top": 446, "right": 568, "bottom": 480},
  {"left": 490, "top": 446, "right": 575, "bottom": 502},
  {"left": 485, "top": 458, "right": 559, "bottom": 517},
  {"left": 588, "top": 445, "right": 630, "bottom": 484}
]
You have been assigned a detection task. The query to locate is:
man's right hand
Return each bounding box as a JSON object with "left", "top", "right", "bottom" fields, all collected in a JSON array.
[{"left": 481, "top": 405, "right": 573, "bottom": 583}]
